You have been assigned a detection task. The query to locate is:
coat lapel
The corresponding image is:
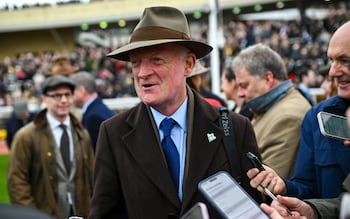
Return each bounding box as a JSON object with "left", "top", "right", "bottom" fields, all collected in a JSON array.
[
  {"left": 181, "top": 91, "right": 224, "bottom": 211},
  {"left": 121, "top": 90, "right": 224, "bottom": 210},
  {"left": 123, "top": 103, "right": 180, "bottom": 207}
]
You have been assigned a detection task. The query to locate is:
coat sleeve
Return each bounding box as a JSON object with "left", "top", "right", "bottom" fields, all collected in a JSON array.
[
  {"left": 305, "top": 197, "right": 340, "bottom": 218},
  {"left": 7, "top": 127, "right": 36, "bottom": 208}
]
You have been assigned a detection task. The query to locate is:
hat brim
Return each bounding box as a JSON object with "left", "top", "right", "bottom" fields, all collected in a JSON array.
[
  {"left": 107, "top": 39, "right": 213, "bottom": 61},
  {"left": 188, "top": 67, "right": 210, "bottom": 78}
]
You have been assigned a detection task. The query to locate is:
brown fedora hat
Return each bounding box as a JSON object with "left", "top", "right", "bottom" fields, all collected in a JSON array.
[
  {"left": 49, "top": 55, "right": 79, "bottom": 76},
  {"left": 107, "top": 6, "right": 213, "bottom": 61}
]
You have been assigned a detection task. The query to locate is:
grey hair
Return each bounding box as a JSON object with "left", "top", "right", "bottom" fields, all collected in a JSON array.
[
  {"left": 232, "top": 43, "right": 288, "bottom": 81},
  {"left": 69, "top": 71, "right": 97, "bottom": 94}
]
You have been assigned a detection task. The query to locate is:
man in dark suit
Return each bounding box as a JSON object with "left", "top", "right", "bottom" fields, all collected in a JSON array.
[
  {"left": 89, "top": 6, "right": 262, "bottom": 219},
  {"left": 69, "top": 71, "right": 115, "bottom": 151}
]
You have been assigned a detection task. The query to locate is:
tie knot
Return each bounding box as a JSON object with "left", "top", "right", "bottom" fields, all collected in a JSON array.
[
  {"left": 160, "top": 118, "right": 177, "bottom": 137},
  {"left": 59, "top": 124, "right": 67, "bottom": 130}
]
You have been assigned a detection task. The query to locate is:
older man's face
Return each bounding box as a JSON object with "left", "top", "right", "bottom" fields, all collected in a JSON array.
[
  {"left": 235, "top": 67, "right": 270, "bottom": 102},
  {"left": 327, "top": 24, "right": 350, "bottom": 99},
  {"left": 129, "top": 43, "right": 195, "bottom": 115}
]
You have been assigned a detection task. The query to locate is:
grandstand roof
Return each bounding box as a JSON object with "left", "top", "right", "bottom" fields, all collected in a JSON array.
[{"left": 0, "top": 0, "right": 299, "bottom": 33}]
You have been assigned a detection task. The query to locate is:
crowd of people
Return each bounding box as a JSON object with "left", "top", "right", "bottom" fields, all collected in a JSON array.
[
  {"left": 1, "top": 3, "right": 350, "bottom": 219},
  {"left": 0, "top": 7, "right": 349, "bottom": 110}
]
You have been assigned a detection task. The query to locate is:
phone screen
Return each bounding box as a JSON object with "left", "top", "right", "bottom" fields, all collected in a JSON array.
[
  {"left": 317, "top": 112, "right": 350, "bottom": 141},
  {"left": 198, "top": 171, "right": 269, "bottom": 219}
]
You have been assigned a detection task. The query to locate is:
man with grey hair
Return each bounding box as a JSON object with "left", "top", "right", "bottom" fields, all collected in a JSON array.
[
  {"left": 232, "top": 43, "right": 311, "bottom": 179},
  {"left": 69, "top": 71, "right": 114, "bottom": 151}
]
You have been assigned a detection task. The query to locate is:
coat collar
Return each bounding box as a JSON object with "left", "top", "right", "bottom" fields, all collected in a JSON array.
[
  {"left": 122, "top": 87, "right": 223, "bottom": 209},
  {"left": 34, "top": 108, "right": 84, "bottom": 129}
]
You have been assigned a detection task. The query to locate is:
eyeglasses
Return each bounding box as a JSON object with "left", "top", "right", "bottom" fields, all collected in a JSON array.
[{"left": 45, "top": 92, "right": 72, "bottom": 101}]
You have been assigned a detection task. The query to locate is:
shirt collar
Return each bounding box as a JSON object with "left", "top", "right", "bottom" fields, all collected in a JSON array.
[
  {"left": 151, "top": 97, "right": 188, "bottom": 132},
  {"left": 82, "top": 96, "right": 97, "bottom": 113},
  {"left": 46, "top": 112, "right": 70, "bottom": 130}
]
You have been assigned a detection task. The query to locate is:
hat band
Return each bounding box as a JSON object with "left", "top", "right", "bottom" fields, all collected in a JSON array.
[{"left": 130, "top": 26, "right": 191, "bottom": 43}]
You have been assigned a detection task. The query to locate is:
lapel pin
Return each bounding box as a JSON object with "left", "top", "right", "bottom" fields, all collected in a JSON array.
[{"left": 207, "top": 133, "right": 216, "bottom": 142}]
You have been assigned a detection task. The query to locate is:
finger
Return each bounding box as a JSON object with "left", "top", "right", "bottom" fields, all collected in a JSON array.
[
  {"left": 261, "top": 172, "right": 274, "bottom": 188},
  {"left": 344, "top": 140, "right": 350, "bottom": 146},
  {"left": 266, "top": 176, "right": 277, "bottom": 192},
  {"left": 250, "top": 171, "right": 269, "bottom": 189},
  {"left": 247, "top": 167, "right": 259, "bottom": 179},
  {"left": 260, "top": 203, "right": 280, "bottom": 218}
]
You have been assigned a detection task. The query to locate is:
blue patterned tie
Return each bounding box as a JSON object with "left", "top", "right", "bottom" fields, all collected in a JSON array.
[{"left": 160, "top": 118, "right": 180, "bottom": 190}]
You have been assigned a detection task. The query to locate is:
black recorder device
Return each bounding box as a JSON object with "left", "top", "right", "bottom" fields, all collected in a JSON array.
[{"left": 246, "top": 152, "right": 265, "bottom": 171}]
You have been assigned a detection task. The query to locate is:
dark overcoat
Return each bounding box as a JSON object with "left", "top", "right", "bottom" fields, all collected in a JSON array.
[{"left": 89, "top": 89, "right": 262, "bottom": 219}]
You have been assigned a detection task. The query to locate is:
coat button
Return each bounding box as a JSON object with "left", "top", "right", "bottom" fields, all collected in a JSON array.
[{"left": 47, "top": 152, "right": 52, "bottom": 157}]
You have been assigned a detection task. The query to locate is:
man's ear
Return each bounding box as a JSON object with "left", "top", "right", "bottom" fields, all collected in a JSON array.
[
  {"left": 184, "top": 54, "right": 196, "bottom": 77},
  {"left": 264, "top": 71, "right": 275, "bottom": 88}
]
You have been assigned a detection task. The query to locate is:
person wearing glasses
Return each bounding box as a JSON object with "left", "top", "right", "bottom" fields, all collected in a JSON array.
[{"left": 7, "top": 75, "right": 94, "bottom": 219}]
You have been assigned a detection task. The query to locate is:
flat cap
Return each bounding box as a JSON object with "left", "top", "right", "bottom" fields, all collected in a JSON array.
[{"left": 42, "top": 75, "right": 75, "bottom": 94}]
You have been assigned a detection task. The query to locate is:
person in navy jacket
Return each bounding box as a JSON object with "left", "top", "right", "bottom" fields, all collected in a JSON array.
[
  {"left": 70, "top": 71, "right": 115, "bottom": 151},
  {"left": 5, "top": 99, "right": 36, "bottom": 149},
  {"left": 247, "top": 20, "right": 350, "bottom": 200}
]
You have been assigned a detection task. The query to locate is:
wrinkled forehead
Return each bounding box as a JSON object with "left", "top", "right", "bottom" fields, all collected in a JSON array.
[{"left": 235, "top": 67, "right": 260, "bottom": 84}]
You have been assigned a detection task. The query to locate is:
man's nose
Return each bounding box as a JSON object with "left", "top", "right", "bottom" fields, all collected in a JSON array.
[
  {"left": 138, "top": 62, "right": 152, "bottom": 77},
  {"left": 328, "top": 62, "right": 343, "bottom": 77}
]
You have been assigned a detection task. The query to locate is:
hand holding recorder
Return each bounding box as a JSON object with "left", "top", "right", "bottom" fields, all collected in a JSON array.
[
  {"left": 246, "top": 153, "right": 286, "bottom": 196},
  {"left": 246, "top": 152, "right": 292, "bottom": 215}
]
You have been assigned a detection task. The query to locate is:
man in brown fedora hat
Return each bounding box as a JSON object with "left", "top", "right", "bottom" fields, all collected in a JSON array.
[
  {"left": 89, "top": 6, "right": 262, "bottom": 219},
  {"left": 50, "top": 55, "right": 79, "bottom": 76}
]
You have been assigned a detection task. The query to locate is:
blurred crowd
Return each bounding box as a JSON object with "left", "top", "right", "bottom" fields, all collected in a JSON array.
[{"left": 0, "top": 7, "right": 349, "bottom": 108}]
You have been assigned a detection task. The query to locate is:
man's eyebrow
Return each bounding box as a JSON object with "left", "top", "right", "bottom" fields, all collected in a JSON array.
[{"left": 330, "top": 54, "right": 350, "bottom": 60}]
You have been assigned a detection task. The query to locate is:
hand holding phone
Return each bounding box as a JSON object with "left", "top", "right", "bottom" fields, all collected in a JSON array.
[{"left": 246, "top": 152, "right": 292, "bottom": 216}]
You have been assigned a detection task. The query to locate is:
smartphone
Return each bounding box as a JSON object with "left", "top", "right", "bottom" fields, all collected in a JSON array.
[
  {"left": 246, "top": 152, "right": 265, "bottom": 171},
  {"left": 198, "top": 171, "right": 269, "bottom": 219},
  {"left": 317, "top": 111, "right": 350, "bottom": 141},
  {"left": 180, "top": 202, "right": 210, "bottom": 219}
]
